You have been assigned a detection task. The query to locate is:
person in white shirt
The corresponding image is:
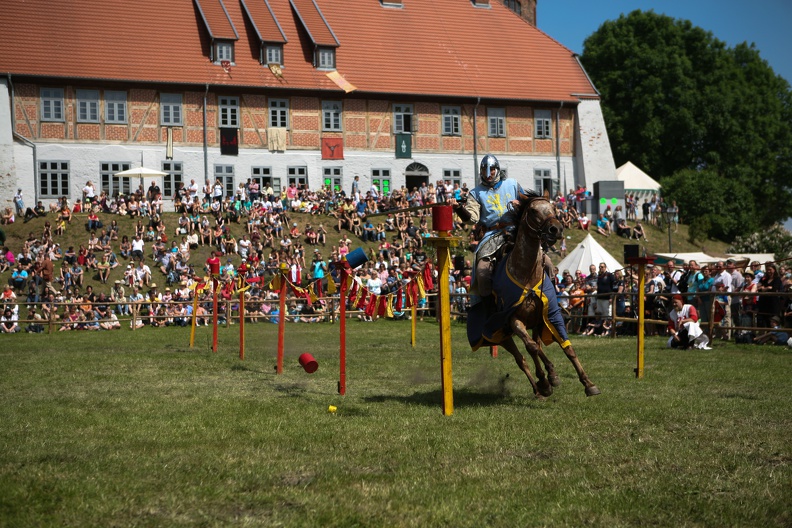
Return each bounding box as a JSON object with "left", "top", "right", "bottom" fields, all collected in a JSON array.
[
  {"left": 82, "top": 181, "right": 96, "bottom": 202},
  {"left": 131, "top": 235, "right": 146, "bottom": 261},
  {"left": 188, "top": 179, "right": 199, "bottom": 201},
  {"left": 712, "top": 261, "right": 733, "bottom": 340},
  {"left": 667, "top": 295, "right": 710, "bottom": 349}
]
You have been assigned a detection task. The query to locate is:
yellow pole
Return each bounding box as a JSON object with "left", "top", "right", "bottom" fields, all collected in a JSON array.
[
  {"left": 636, "top": 264, "right": 646, "bottom": 379},
  {"left": 435, "top": 236, "right": 454, "bottom": 416}
]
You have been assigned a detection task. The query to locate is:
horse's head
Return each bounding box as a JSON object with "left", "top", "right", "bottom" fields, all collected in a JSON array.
[{"left": 514, "top": 191, "right": 563, "bottom": 245}]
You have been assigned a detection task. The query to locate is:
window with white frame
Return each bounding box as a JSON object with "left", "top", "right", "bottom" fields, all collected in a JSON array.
[
  {"left": 394, "top": 104, "right": 414, "bottom": 134},
  {"left": 488, "top": 108, "right": 505, "bottom": 137},
  {"left": 322, "top": 101, "right": 342, "bottom": 131},
  {"left": 253, "top": 167, "right": 281, "bottom": 196},
  {"left": 443, "top": 169, "right": 461, "bottom": 188},
  {"left": 38, "top": 161, "right": 69, "bottom": 198},
  {"left": 100, "top": 162, "right": 132, "bottom": 197},
  {"left": 160, "top": 93, "right": 183, "bottom": 126},
  {"left": 317, "top": 47, "right": 335, "bottom": 69},
  {"left": 269, "top": 98, "right": 289, "bottom": 128},
  {"left": 214, "top": 164, "right": 235, "bottom": 197},
  {"left": 162, "top": 161, "right": 184, "bottom": 199},
  {"left": 41, "top": 88, "right": 64, "bottom": 122},
  {"left": 105, "top": 91, "right": 127, "bottom": 124},
  {"left": 219, "top": 96, "right": 239, "bottom": 128},
  {"left": 288, "top": 166, "right": 307, "bottom": 187},
  {"left": 442, "top": 106, "right": 461, "bottom": 136},
  {"left": 372, "top": 168, "right": 391, "bottom": 195},
  {"left": 535, "top": 109, "right": 552, "bottom": 139},
  {"left": 534, "top": 168, "right": 556, "bottom": 196},
  {"left": 216, "top": 41, "right": 234, "bottom": 63},
  {"left": 265, "top": 44, "right": 283, "bottom": 65},
  {"left": 76, "top": 90, "right": 99, "bottom": 123},
  {"left": 251, "top": 166, "right": 274, "bottom": 194},
  {"left": 323, "top": 167, "right": 342, "bottom": 192}
]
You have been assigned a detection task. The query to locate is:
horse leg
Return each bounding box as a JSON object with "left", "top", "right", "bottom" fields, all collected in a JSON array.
[
  {"left": 531, "top": 331, "right": 561, "bottom": 387},
  {"left": 511, "top": 319, "right": 552, "bottom": 397},
  {"left": 498, "top": 337, "right": 543, "bottom": 399},
  {"left": 559, "top": 343, "right": 601, "bottom": 397}
]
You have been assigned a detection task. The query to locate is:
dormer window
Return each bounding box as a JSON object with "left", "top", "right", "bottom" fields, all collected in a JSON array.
[
  {"left": 317, "top": 47, "right": 335, "bottom": 70},
  {"left": 215, "top": 41, "right": 234, "bottom": 64},
  {"left": 265, "top": 44, "right": 283, "bottom": 66}
]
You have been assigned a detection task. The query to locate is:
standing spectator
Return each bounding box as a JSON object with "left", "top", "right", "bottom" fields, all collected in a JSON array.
[
  {"left": 82, "top": 180, "right": 96, "bottom": 204},
  {"left": 595, "top": 263, "right": 617, "bottom": 325},
  {"left": 727, "top": 260, "right": 745, "bottom": 327},
  {"left": 13, "top": 188, "right": 24, "bottom": 216},
  {"left": 756, "top": 263, "right": 783, "bottom": 328},
  {"left": 712, "top": 261, "right": 733, "bottom": 339}
]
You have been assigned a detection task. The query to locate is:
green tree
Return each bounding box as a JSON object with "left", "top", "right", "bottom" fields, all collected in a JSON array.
[{"left": 581, "top": 10, "right": 792, "bottom": 239}]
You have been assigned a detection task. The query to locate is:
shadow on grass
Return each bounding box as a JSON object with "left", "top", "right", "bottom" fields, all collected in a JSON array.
[{"left": 363, "top": 387, "right": 520, "bottom": 408}]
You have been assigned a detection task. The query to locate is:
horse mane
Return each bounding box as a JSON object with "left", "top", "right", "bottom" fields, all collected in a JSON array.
[{"left": 509, "top": 189, "right": 544, "bottom": 228}]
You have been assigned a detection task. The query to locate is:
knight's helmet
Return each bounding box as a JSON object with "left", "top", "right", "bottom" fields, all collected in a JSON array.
[{"left": 479, "top": 154, "right": 501, "bottom": 188}]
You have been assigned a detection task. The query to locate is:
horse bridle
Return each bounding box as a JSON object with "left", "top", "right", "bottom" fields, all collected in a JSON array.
[{"left": 520, "top": 196, "right": 561, "bottom": 245}]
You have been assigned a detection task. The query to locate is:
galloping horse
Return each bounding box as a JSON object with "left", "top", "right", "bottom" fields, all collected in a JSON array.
[{"left": 470, "top": 191, "right": 600, "bottom": 399}]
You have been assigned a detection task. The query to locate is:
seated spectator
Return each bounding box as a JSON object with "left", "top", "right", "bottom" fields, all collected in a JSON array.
[
  {"left": 23, "top": 201, "right": 46, "bottom": 223},
  {"left": 1, "top": 207, "right": 15, "bottom": 225},
  {"left": 0, "top": 307, "right": 20, "bottom": 333},
  {"left": 615, "top": 218, "right": 631, "bottom": 238},
  {"left": 753, "top": 316, "right": 790, "bottom": 346},
  {"left": 632, "top": 222, "right": 648, "bottom": 241},
  {"left": 577, "top": 213, "right": 590, "bottom": 231},
  {"left": 595, "top": 214, "right": 611, "bottom": 237}
]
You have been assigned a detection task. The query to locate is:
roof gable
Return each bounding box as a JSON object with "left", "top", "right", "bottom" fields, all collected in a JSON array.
[
  {"left": 193, "top": 0, "right": 239, "bottom": 40},
  {"left": 241, "top": 0, "right": 288, "bottom": 44},
  {"left": 289, "top": 0, "right": 339, "bottom": 47}
]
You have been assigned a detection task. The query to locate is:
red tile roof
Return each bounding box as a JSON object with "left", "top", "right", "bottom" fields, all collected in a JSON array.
[
  {"left": 193, "top": 0, "right": 239, "bottom": 40},
  {"left": 0, "top": 0, "right": 597, "bottom": 103}
]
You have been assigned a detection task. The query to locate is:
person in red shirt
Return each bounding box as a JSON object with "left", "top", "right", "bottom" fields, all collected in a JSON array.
[{"left": 205, "top": 251, "right": 221, "bottom": 276}]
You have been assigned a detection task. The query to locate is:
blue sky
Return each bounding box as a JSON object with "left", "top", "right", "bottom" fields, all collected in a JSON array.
[
  {"left": 538, "top": 0, "right": 792, "bottom": 231},
  {"left": 538, "top": 0, "right": 792, "bottom": 84}
]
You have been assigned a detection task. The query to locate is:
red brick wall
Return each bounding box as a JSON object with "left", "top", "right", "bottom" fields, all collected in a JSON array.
[{"left": 11, "top": 81, "right": 577, "bottom": 156}]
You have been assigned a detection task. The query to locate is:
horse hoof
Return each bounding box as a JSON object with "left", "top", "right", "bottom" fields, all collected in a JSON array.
[
  {"left": 549, "top": 373, "right": 561, "bottom": 387},
  {"left": 537, "top": 378, "right": 553, "bottom": 397},
  {"left": 585, "top": 385, "right": 601, "bottom": 397}
]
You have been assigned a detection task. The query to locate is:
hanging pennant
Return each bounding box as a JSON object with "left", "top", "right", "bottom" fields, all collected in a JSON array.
[
  {"left": 377, "top": 295, "right": 388, "bottom": 317},
  {"left": 327, "top": 276, "right": 337, "bottom": 295},
  {"left": 395, "top": 288, "right": 403, "bottom": 312},
  {"left": 355, "top": 287, "right": 369, "bottom": 309},
  {"left": 386, "top": 294, "right": 395, "bottom": 318},
  {"left": 423, "top": 263, "right": 434, "bottom": 291},
  {"left": 416, "top": 276, "right": 426, "bottom": 300},
  {"left": 364, "top": 294, "right": 377, "bottom": 317}
]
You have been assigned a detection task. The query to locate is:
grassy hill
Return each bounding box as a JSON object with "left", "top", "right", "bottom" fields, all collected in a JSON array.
[{"left": 0, "top": 208, "right": 731, "bottom": 297}]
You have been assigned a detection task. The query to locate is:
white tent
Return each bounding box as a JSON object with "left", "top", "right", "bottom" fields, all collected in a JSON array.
[
  {"left": 616, "top": 161, "right": 661, "bottom": 193},
  {"left": 556, "top": 234, "right": 623, "bottom": 274},
  {"left": 726, "top": 253, "right": 776, "bottom": 268},
  {"left": 653, "top": 252, "right": 720, "bottom": 266}
]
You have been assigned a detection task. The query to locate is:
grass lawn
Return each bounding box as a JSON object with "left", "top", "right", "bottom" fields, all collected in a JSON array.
[{"left": 0, "top": 322, "right": 789, "bottom": 527}]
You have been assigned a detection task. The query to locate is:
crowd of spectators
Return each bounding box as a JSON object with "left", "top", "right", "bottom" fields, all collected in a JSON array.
[{"left": 2, "top": 181, "right": 789, "bottom": 343}]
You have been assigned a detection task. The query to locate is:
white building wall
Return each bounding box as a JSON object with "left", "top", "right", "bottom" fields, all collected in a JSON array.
[
  {"left": 575, "top": 99, "right": 616, "bottom": 191},
  {"left": 0, "top": 79, "right": 18, "bottom": 205},
  {"left": 26, "top": 141, "right": 578, "bottom": 208}
]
